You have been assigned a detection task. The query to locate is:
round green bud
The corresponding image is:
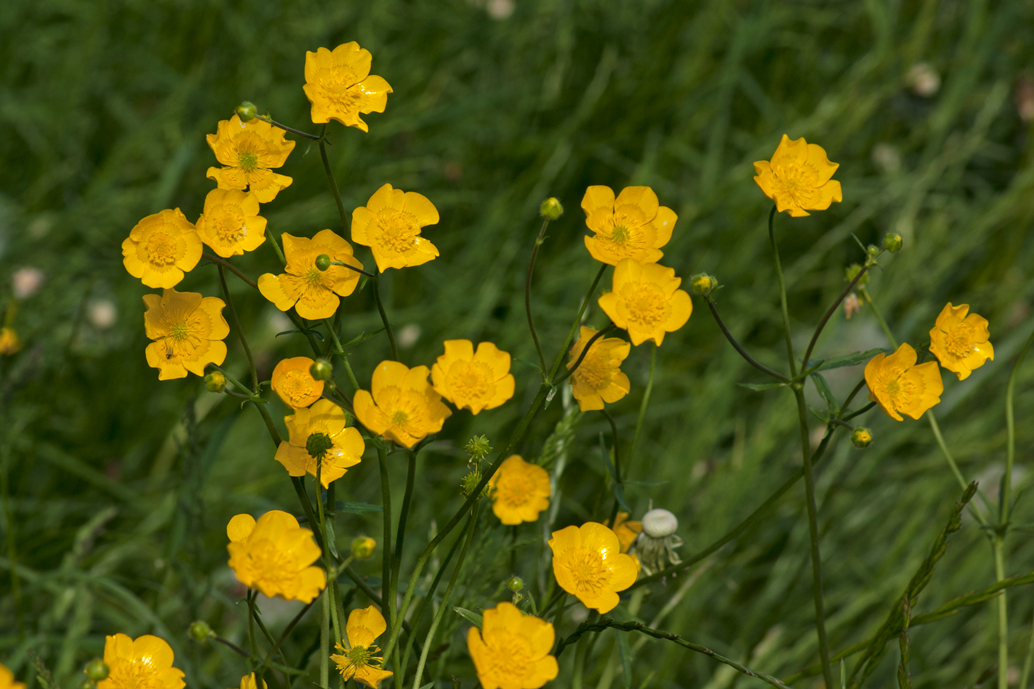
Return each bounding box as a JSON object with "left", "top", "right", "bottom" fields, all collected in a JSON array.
[
  {"left": 85, "top": 660, "right": 109, "bottom": 682},
  {"left": 690, "top": 274, "right": 718, "bottom": 296},
  {"left": 351, "top": 536, "right": 377, "bottom": 560},
  {"left": 236, "top": 101, "right": 258, "bottom": 122},
  {"left": 315, "top": 254, "right": 332, "bottom": 272},
  {"left": 310, "top": 359, "right": 333, "bottom": 381},
  {"left": 189, "top": 620, "right": 214, "bottom": 642},
  {"left": 540, "top": 197, "right": 564, "bottom": 220},
  {"left": 851, "top": 427, "right": 873, "bottom": 449},
  {"left": 844, "top": 264, "right": 870, "bottom": 286},
  {"left": 866, "top": 244, "right": 880, "bottom": 260},
  {"left": 465, "top": 435, "right": 492, "bottom": 461},
  {"left": 883, "top": 233, "right": 903, "bottom": 253},
  {"left": 507, "top": 576, "right": 524, "bottom": 592},
  {"left": 204, "top": 371, "right": 226, "bottom": 393},
  {"left": 80, "top": 680, "right": 95, "bottom": 689}
]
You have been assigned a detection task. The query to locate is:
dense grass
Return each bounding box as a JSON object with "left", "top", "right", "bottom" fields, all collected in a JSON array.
[{"left": 2, "top": 0, "right": 1034, "bottom": 687}]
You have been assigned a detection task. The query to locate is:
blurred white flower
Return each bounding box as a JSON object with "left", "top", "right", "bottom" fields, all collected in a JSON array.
[
  {"left": 397, "top": 323, "right": 421, "bottom": 349},
  {"left": 12, "top": 267, "right": 44, "bottom": 299},
  {"left": 871, "top": 143, "right": 901, "bottom": 175},
  {"left": 906, "top": 63, "right": 940, "bottom": 97},
  {"left": 487, "top": 0, "right": 514, "bottom": 19},
  {"left": 88, "top": 299, "right": 118, "bottom": 329}
]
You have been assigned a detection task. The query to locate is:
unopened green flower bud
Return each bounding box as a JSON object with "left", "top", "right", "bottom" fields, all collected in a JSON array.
[
  {"left": 85, "top": 660, "right": 109, "bottom": 682},
  {"left": 236, "top": 101, "right": 258, "bottom": 122},
  {"left": 205, "top": 371, "right": 226, "bottom": 393},
  {"left": 539, "top": 197, "right": 564, "bottom": 220},
  {"left": 883, "top": 233, "right": 903, "bottom": 253},
  {"left": 310, "top": 359, "right": 333, "bottom": 381},
  {"left": 80, "top": 680, "right": 95, "bottom": 689},
  {"left": 189, "top": 620, "right": 214, "bottom": 642},
  {"left": 507, "top": 576, "right": 524, "bottom": 592},
  {"left": 460, "top": 467, "right": 489, "bottom": 498},
  {"left": 351, "top": 536, "right": 376, "bottom": 560},
  {"left": 315, "top": 254, "right": 332, "bottom": 271},
  {"left": 845, "top": 264, "right": 870, "bottom": 286},
  {"left": 866, "top": 244, "right": 880, "bottom": 261},
  {"left": 851, "top": 427, "right": 873, "bottom": 448},
  {"left": 690, "top": 274, "right": 718, "bottom": 296},
  {"left": 465, "top": 435, "right": 492, "bottom": 461}
]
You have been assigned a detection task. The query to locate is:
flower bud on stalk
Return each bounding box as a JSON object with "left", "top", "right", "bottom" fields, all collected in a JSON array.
[
  {"left": 351, "top": 536, "right": 376, "bottom": 559},
  {"left": 690, "top": 274, "right": 718, "bottom": 296},
  {"left": 507, "top": 576, "right": 524, "bottom": 592},
  {"left": 539, "top": 197, "right": 563, "bottom": 220},
  {"left": 310, "top": 359, "right": 333, "bottom": 381},
  {"left": 315, "top": 254, "right": 332, "bottom": 272},
  {"left": 851, "top": 427, "right": 873, "bottom": 448},
  {"left": 80, "top": 680, "right": 95, "bottom": 689},
  {"left": 204, "top": 371, "right": 226, "bottom": 393},
  {"left": 883, "top": 233, "right": 903, "bottom": 253},
  {"left": 189, "top": 620, "right": 214, "bottom": 642},
  {"left": 235, "top": 101, "right": 258, "bottom": 122},
  {"left": 84, "top": 660, "right": 109, "bottom": 682}
]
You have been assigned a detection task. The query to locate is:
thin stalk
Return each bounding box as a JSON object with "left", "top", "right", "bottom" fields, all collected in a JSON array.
[
  {"left": 265, "top": 229, "right": 288, "bottom": 267},
  {"left": 317, "top": 123, "right": 350, "bottom": 234},
  {"left": 802, "top": 264, "right": 870, "bottom": 367},
  {"left": 378, "top": 448, "right": 395, "bottom": 629},
  {"left": 704, "top": 296, "right": 789, "bottom": 382},
  {"left": 1004, "top": 319, "right": 1034, "bottom": 524},
  {"left": 602, "top": 409, "right": 623, "bottom": 526},
  {"left": 526, "top": 219, "right": 551, "bottom": 378},
  {"left": 995, "top": 537, "right": 1009, "bottom": 689},
  {"left": 859, "top": 287, "right": 894, "bottom": 344},
  {"left": 320, "top": 581, "right": 330, "bottom": 689},
  {"left": 552, "top": 324, "right": 614, "bottom": 385},
  {"left": 767, "top": 207, "right": 796, "bottom": 377},
  {"left": 551, "top": 594, "right": 570, "bottom": 649},
  {"left": 1021, "top": 611, "right": 1034, "bottom": 689},
  {"left": 548, "top": 264, "right": 608, "bottom": 379},
  {"left": 247, "top": 590, "right": 259, "bottom": 659},
  {"left": 258, "top": 115, "right": 321, "bottom": 140},
  {"left": 391, "top": 450, "right": 418, "bottom": 629},
  {"left": 372, "top": 274, "right": 399, "bottom": 361},
  {"left": 205, "top": 253, "right": 259, "bottom": 290},
  {"left": 218, "top": 265, "right": 259, "bottom": 390},
  {"left": 629, "top": 345, "right": 656, "bottom": 482},
  {"left": 541, "top": 589, "right": 566, "bottom": 616}
]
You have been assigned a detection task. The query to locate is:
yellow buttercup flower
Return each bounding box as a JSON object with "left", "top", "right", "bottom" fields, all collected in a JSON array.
[
  {"left": 0, "top": 664, "right": 26, "bottom": 689},
  {"left": 567, "top": 326, "right": 631, "bottom": 411},
  {"left": 929, "top": 302, "right": 994, "bottom": 381},
  {"left": 354, "top": 361, "right": 452, "bottom": 448},
  {"left": 581, "top": 185, "right": 677, "bottom": 266},
  {"left": 865, "top": 343, "right": 943, "bottom": 422},
  {"left": 122, "top": 209, "right": 203, "bottom": 289},
  {"left": 548, "top": 522, "right": 638, "bottom": 613},
  {"left": 351, "top": 183, "right": 440, "bottom": 272},
  {"left": 276, "top": 399, "right": 365, "bottom": 488},
  {"left": 236, "top": 674, "right": 258, "bottom": 689},
  {"left": 611, "top": 512, "right": 642, "bottom": 553},
  {"left": 488, "top": 455, "right": 551, "bottom": 525},
  {"left": 331, "top": 606, "right": 393, "bottom": 689},
  {"left": 227, "top": 510, "right": 326, "bottom": 603},
  {"left": 467, "top": 602, "right": 559, "bottom": 689},
  {"left": 431, "top": 339, "right": 515, "bottom": 414},
  {"left": 258, "top": 230, "right": 363, "bottom": 320},
  {"left": 753, "top": 134, "right": 843, "bottom": 217},
  {"left": 206, "top": 115, "right": 296, "bottom": 203},
  {"left": 97, "top": 634, "right": 185, "bottom": 689},
  {"left": 0, "top": 327, "right": 21, "bottom": 356},
  {"left": 195, "top": 189, "right": 267, "bottom": 258},
  {"left": 598, "top": 259, "right": 692, "bottom": 346},
  {"left": 271, "top": 356, "right": 325, "bottom": 408},
  {"left": 303, "top": 43, "right": 392, "bottom": 132},
  {"left": 143, "top": 288, "right": 228, "bottom": 380}
]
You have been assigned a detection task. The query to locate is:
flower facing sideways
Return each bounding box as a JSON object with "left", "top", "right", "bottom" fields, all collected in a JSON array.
[
  {"left": 236, "top": 674, "right": 260, "bottom": 689},
  {"left": 143, "top": 288, "right": 228, "bottom": 380},
  {"left": 354, "top": 361, "right": 452, "bottom": 448},
  {"left": 581, "top": 185, "right": 677, "bottom": 266},
  {"left": 865, "top": 343, "right": 943, "bottom": 422},
  {"left": 753, "top": 134, "right": 843, "bottom": 217},
  {"left": 548, "top": 522, "right": 638, "bottom": 613},
  {"left": 195, "top": 189, "right": 267, "bottom": 258},
  {"left": 929, "top": 302, "right": 994, "bottom": 381},
  {"left": 488, "top": 455, "right": 551, "bottom": 525},
  {"left": 351, "top": 183, "right": 440, "bottom": 271},
  {"left": 206, "top": 114, "right": 296, "bottom": 203},
  {"left": 567, "top": 326, "right": 631, "bottom": 411},
  {"left": 122, "top": 209, "right": 202, "bottom": 289},
  {"left": 304, "top": 43, "right": 392, "bottom": 132},
  {"left": 598, "top": 259, "right": 692, "bottom": 346},
  {"left": 227, "top": 510, "right": 326, "bottom": 603},
  {"left": 331, "top": 606, "right": 393, "bottom": 689},
  {"left": 467, "top": 602, "right": 559, "bottom": 689},
  {"left": 276, "top": 399, "right": 365, "bottom": 487},
  {"left": 431, "top": 339, "right": 515, "bottom": 414},
  {"left": 97, "top": 634, "right": 185, "bottom": 689},
  {"left": 259, "top": 230, "right": 363, "bottom": 320},
  {"left": 611, "top": 512, "right": 642, "bottom": 553},
  {"left": 271, "top": 356, "right": 325, "bottom": 409}
]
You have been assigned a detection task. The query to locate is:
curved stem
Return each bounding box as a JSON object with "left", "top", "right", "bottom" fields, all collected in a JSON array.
[
  {"left": 390, "top": 450, "right": 418, "bottom": 629},
  {"left": 258, "top": 115, "right": 321, "bottom": 140},
  {"left": 317, "top": 124, "right": 350, "bottom": 235},
  {"left": 1004, "top": 319, "right": 1034, "bottom": 524},
  {"left": 859, "top": 287, "right": 895, "bottom": 345},
  {"left": 704, "top": 296, "right": 789, "bottom": 382},
  {"left": 548, "top": 264, "right": 607, "bottom": 380},
  {"left": 218, "top": 265, "right": 259, "bottom": 391},
  {"left": 768, "top": 207, "right": 797, "bottom": 378},
  {"left": 552, "top": 324, "right": 614, "bottom": 385},
  {"left": 628, "top": 345, "right": 656, "bottom": 483},
  {"left": 601, "top": 409, "right": 623, "bottom": 526},
  {"left": 802, "top": 264, "right": 870, "bottom": 367},
  {"left": 378, "top": 448, "right": 395, "bottom": 630},
  {"left": 526, "top": 219, "right": 551, "bottom": 378},
  {"left": 372, "top": 274, "right": 399, "bottom": 362},
  {"left": 205, "top": 253, "right": 258, "bottom": 290}
]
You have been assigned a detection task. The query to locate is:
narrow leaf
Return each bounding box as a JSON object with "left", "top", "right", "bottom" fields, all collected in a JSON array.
[
  {"left": 453, "top": 607, "right": 483, "bottom": 629},
  {"left": 738, "top": 381, "right": 787, "bottom": 391}
]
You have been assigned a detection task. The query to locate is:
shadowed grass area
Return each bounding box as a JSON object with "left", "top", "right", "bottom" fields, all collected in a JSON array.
[{"left": 2, "top": 1, "right": 1034, "bottom": 687}]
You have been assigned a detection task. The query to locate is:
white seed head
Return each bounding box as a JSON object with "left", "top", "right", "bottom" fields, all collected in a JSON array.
[{"left": 641, "top": 508, "right": 678, "bottom": 538}]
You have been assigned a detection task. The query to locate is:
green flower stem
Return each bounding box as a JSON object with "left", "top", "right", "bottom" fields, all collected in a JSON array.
[
  {"left": 704, "top": 295, "right": 789, "bottom": 382},
  {"left": 551, "top": 593, "right": 570, "bottom": 649},
  {"left": 411, "top": 501, "right": 481, "bottom": 689},
  {"left": 258, "top": 115, "right": 321, "bottom": 141},
  {"left": 320, "top": 575, "right": 330, "bottom": 689},
  {"left": 247, "top": 589, "right": 259, "bottom": 658},
  {"left": 377, "top": 449, "right": 395, "bottom": 631},
  {"left": 371, "top": 273, "right": 400, "bottom": 362},
  {"left": 548, "top": 264, "right": 608, "bottom": 379},
  {"left": 858, "top": 286, "right": 894, "bottom": 345},
  {"left": 526, "top": 218, "right": 552, "bottom": 379},
  {"left": 317, "top": 124, "right": 350, "bottom": 235},
  {"left": 801, "top": 263, "right": 871, "bottom": 368},
  {"left": 994, "top": 537, "right": 1009, "bottom": 689},
  {"left": 341, "top": 357, "right": 361, "bottom": 394},
  {"left": 258, "top": 599, "right": 316, "bottom": 679},
  {"left": 265, "top": 229, "right": 288, "bottom": 267},
  {"left": 768, "top": 207, "right": 832, "bottom": 689},
  {"left": 1013, "top": 323, "right": 1034, "bottom": 689},
  {"left": 218, "top": 265, "right": 259, "bottom": 391},
  {"left": 540, "top": 589, "right": 566, "bottom": 616},
  {"left": 204, "top": 252, "right": 258, "bottom": 289},
  {"left": 629, "top": 344, "right": 656, "bottom": 480},
  {"left": 601, "top": 409, "right": 623, "bottom": 527},
  {"left": 390, "top": 450, "right": 418, "bottom": 640},
  {"left": 551, "top": 324, "right": 614, "bottom": 385}
]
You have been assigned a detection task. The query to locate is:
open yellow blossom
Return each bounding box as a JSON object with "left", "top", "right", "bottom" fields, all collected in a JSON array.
[
  {"left": 929, "top": 303, "right": 994, "bottom": 381},
  {"left": 865, "top": 343, "right": 943, "bottom": 422},
  {"left": 276, "top": 399, "right": 365, "bottom": 487},
  {"left": 271, "top": 356, "right": 325, "bottom": 408},
  {"left": 143, "top": 288, "right": 228, "bottom": 380},
  {"left": 0, "top": 664, "right": 26, "bottom": 689},
  {"left": 488, "top": 455, "right": 551, "bottom": 525},
  {"left": 122, "top": 209, "right": 203, "bottom": 289},
  {"left": 549, "top": 522, "right": 638, "bottom": 613},
  {"left": 753, "top": 135, "right": 843, "bottom": 217},
  {"left": 331, "top": 606, "right": 393, "bottom": 689},
  {"left": 431, "top": 339, "right": 515, "bottom": 414},
  {"left": 354, "top": 361, "right": 452, "bottom": 448},
  {"left": 581, "top": 185, "right": 677, "bottom": 266},
  {"left": 611, "top": 512, "right": 642, "bottom": 553},
  {"left": 351, "top": 183, "right": 440, "bottom": 271},
  {"left": 598, "top": 259, "right": 692, "bottom": 346},
  {"left": 304, "top": 43, "right": 392, "bottom": 132},
  {"left": 206, "top": 115, "right": 296, "bottom": 203},
  {"left": 227, "top": 510, "right": 326, "bottom": 603},
  {"left": 467, "top": 602, "right": 559, "bottom": 689},
  {"left": 567, "top": 326, "right": 631, "bottom": 411},
  {"left": 97, "top": 634, "right": 185, "bottom": 689},
  {"left": 195, "top": 189, "right": 267, "bottom": 258},
  {"left": 0, "top": 327, "right": 20, "bottom": 356},
  {"left": 258, "top": 230, "right": 363, "bottom": 320}
]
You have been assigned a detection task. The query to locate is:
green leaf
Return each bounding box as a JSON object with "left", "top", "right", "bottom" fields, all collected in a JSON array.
[
  {"left": 453, "top": 607, "right": 483, "bottom": 628},
  {"left": 325, "top": 519, "right": 340, "bottom": 559},
  {"left": 737, "top": 381, "right": 787, "bottom": 391},
  {"left": 340, "top": 328, "right": 384, "bottom": 349},
  {"left": 810, "top": 372, "right": 836, "bottom": 411},
  {"left": 808, "top": 405, "right": 833, "bottom": 424},
  {"left": 275, "top": 328, "right": 324, "bottom": 341},
  {"left": 617, "top": 628, "right": 633, "bottom": 688},
  {"left": 810, "top": 348, "right": 887, "bottom": 372},
  {"left": 513, "top": 358, "right": 545, "bottom": 372},
  {"left": 334, "top": 501, "right": 384, "bottom": 514}
]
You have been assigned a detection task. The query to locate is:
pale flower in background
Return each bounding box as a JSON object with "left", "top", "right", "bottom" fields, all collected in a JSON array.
[
  {"left": 88, "top": 299, "right": 118, "bottom": 329},
  {"left": 907, "top": 63, "right": 940, "bottom": 97},
  {"left": 844, "top": 293, "right": 861, "bottom": 319},
  {"left": 12, "top": 267, "right": 44, "bottom": 299}
]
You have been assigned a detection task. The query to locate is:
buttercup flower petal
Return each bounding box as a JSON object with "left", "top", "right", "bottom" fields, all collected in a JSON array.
[
  {"left": 132, "top": 635, "right": 175, "bottom": 669},
  {"left": 271, "top": 357, "right": 325, "bottom": 409},
  {"left": 614, "top": 186, "right": 659, "bottom": 218},
  {"left": 227, "top": 514, "right": 257, "bottom": 542},
  {"left": 929, "top": 302, "right": 994, "bottom": 380},
  {"left": 865, "top": 343, "right": 943, "bottom": 421},
  {"left": 355, "top": 361, "right": 451, "bottom": 448},
  {"left": 754, "top": 135, "right": 843, "bottom": 217},
  {"left": 99, "top": 634, "right": 184, "bottom": 689},
  {"left": 206, "top": 114, "right": 296, "bottom": 202},
  {"left": 489, "top": 455, "right": 551, "bottom": 525},
  {"left": 549, "top": 522, "right": 637, "bottom": 613},
  {"left": 468, "top": 602, "right": 558, "bottom": 689},
  {"left": 567, "top": 326, "right": 632, "bottom": 411},
  {"left": 142, "top": 289, "right": 228, "bottom": 380},
  {"left": 432, "top": 339, "right": 515, "bottom": 414},
  {"left": 651, "top": 206, "right": 678, "bottom": 247},
  {"left": 123, "top": 209, "right": 202, "bottom": 289},
  {"left": 277, "top": 399, "right": 363, "bottom": 486},
  {"left": 195, "top": 189, "right": 267, "bottom": 258},
  {"left": 259, "top": 231, "right": 362, "bottom": 317},
  {"left": 600, "top": 259, "right": 692, "bottom": 346},
  {"left": 258, "top": 273, "right": 302, "bottom": 312},
  {"left": 0, "top": 664, "right": 26, "bottom": 689},
  {"left": 304, "top": 43, "right": 391, "bottom": 131},
  {"left": 351, "top": 184, "right": 440, "bottom": 272},
  {"left": 348, "top": 605, "right": 388, "bottom": 640},
  {"left": 227, "top": 510, "right": 325, "bottom": 603},
  {"left": 581, "top": 185, "right": 615, "bottom": 215},
  {"left": 580, "top": 185, "right": 674, "bottom": 266}
]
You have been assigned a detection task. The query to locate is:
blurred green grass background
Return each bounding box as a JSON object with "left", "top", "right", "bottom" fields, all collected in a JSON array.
[{"left": 2, "top": 0, "right": 1034, "bottom": 687}]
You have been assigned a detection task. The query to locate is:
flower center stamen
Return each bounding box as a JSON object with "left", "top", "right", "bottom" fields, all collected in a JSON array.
[
  {"left": 391, "top": 410, "right": 409, "bottom": 427},
  {"left": 945, "top": 326, "right": 976, "bottom": 358},
  {"left": 238, "top": 150, "right": 259, "bottom": 172},
  {"left": 146, "top": 231, "right": 177, "bottom": 266},
  {"left": 375, "top": 209, "right": 421, "bottom": 253},
  {"left": 306, "top": 432, "right": 334, "bottom": 460}
]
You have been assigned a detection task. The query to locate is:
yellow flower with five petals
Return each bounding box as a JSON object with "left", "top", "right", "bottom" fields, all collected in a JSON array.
[
  {"left": 275, "top": 399, "right": 365, "bottom": 488},
  {"left": 143, "top": 288, "right": 228, "bottom": 380},
  {"left": 929, "top": 302, "right": 994, "bottom": 381},
  {"left": 351, "top": 183, "right": 440, "bottom": 271},
  {"left": 753, "top": 134, "right": 843, "bottom": 217},
  {"left": 226, "top": 510, "right": 326, "bottom": 603},
  {"left": 195, "top": 189, "right": 268, "bottom": 258},
  {"left": 271, "top": 356, "right": 325, "bottom": 409},
  {"left": 581, "top": 185, "right": 676, "bottom": 266},
  {"left": 566, "top": 326, "right": 631, "bottom": 411},
  {"left": 467, "top": 602, "right": 559, "bottom": 689},
  {"left": 488, "top": 455, "right": 551, "bottom": 525},
  {"left": 206, "top": 115, "right": 296, "bottom": 203},
  {"left": 122, "top": 209, "right": 202, "bottom": 289},
  {"left": 259, "top": 230, "right": 363, "bottom": 320},
  {"left": 97, "top": 634, "right": 184, "bottom": 689},
  {"left": 431, "top": 339, "right": 515, "bottom": 414},
  {"left": 303, "top": 43, "right": 392, "bottom": 132},
  {"left": 865, "top": 343, "right": 943, "bottom": 421},
  {"left": 598, "top": 259, "right": 692, "bottom": 346},
  {"left": 354, "top": 361, "right": 452, "bottom": 448},
  {"left": 548, "top": 522, "right": 638, "bottom": 613},
  {"left": 331, "top": 606, "right": 393, "bottom": 689}
]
